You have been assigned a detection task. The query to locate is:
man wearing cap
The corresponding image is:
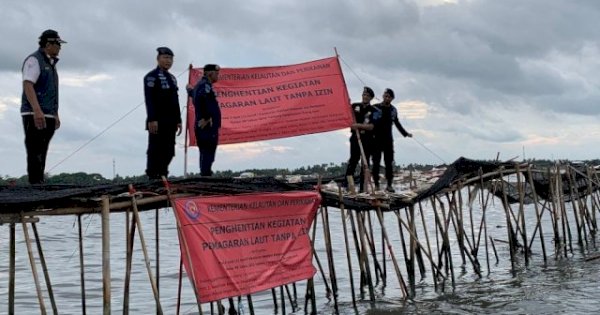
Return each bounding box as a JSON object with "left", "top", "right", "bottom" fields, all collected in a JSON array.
[
  {"left": 190, "top": 64, "right": 221, "bottom": 176},
  {"left": 143, "top": 47, "right": 182, "bottom": 179},
  {"left": 372, "top": 88, "right": 412, "bottom": 193},
  {"left": 21, "top": 29, "right": 66, "bottom": 184},
  {"left": 344, "top": 86, "right": 378, "bottom": 193}
]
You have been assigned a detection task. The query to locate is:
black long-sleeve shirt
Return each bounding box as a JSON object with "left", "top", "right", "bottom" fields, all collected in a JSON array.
[{"left": 373, "top": 103, "right": 409, "bottom": 140}]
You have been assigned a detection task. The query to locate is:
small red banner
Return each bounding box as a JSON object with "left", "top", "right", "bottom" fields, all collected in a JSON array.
[
  {"left": 173, "top": 191, "right": 321, "bottom": 302},
  {"left": 187, "top": 56, "right": 353, "bottom": 146}
]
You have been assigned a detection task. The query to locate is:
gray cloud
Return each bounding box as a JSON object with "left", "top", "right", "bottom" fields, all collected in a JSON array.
[{"left": 1, "top": 0, "right": 600, "bottom": 178}]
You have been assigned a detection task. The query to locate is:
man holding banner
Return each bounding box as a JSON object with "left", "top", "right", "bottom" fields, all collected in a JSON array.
[
  {"left": 190, "top": 64, "right": 221, "bottom": 176},
  {"left": 344, "top": 86, "right": 377, "bottom": 192}
]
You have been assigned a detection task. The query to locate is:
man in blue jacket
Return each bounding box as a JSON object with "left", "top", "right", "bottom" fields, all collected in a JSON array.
[
  {"left": 21, "top": 29, "right": 66, "bottom": 184},
  {"left": 191, "top": 64, "right": 221, "bottom": 176},
  {"left": 372, "top": 88, "right": 412, "bottom": 193},
  {"left": 143, "top": 47, "right": 182, "bottom": 179}
]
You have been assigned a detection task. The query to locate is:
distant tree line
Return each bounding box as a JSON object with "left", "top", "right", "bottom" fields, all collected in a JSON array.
[{"left": 1, "top": 158, "right": 598, "bottom": 186}]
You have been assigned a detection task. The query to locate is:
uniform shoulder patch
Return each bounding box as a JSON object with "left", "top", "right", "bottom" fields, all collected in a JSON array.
[{"left": 145, "top": 76, "right": 156, "bottom": 87}]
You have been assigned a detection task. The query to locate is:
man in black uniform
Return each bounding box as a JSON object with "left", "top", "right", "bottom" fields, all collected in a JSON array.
[
  {"left": 143, "top": 47, "right": 182, "bottom": 179},
  {"left": 372, "top": 88, "right": 412, "bottom": 193},
  {"left": 344, "top": 86, "right": 377, "bottom": 192},
  {"left": 190, "top": 64, "right": 221, "bottom": 176}
]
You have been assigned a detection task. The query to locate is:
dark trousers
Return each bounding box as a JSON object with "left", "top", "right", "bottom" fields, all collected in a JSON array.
[
  {"left": 345, "top": 136, "right": 372, "bottom": 190},
  {"left": 146, "top": 126, "right": 177, "bottom": 179},
  {"left": 22, "top": 115, "right": 56, "bottom": 184},
  {"left": 372, "top": 138, "right": 395, "bottom": 187},
  {"left": 196, "top": 129, "right": 218, "bottom": 176}
]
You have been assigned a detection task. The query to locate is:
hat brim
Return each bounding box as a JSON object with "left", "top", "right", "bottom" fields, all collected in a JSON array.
[{"left": 47, "top": 38, "right": 67, "bottom": 44}]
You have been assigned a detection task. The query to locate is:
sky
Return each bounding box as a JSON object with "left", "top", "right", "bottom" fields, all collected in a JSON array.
[{"left": 1, "top": 0, "right": 600, "bottom": 179}]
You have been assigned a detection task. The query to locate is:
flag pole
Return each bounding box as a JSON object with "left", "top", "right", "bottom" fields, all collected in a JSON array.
[
  {"left": 334, "top": 47, "right": 373, "bottom": 193},
  {"left": 184, "top": 64, "right": 193, "bottom": 178}
]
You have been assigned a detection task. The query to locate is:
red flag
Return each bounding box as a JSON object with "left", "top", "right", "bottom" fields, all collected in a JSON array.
[
  {"left": 187, "top": 56, "right": 352, "bottom": 146},
  {"left": 173, "top": 191, "right": 320, "bottom": 302}
]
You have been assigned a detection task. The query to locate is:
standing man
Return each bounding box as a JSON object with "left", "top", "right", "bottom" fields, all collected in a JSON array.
[
  {"left": 191, "top": 64, "right": 221, "bottom": 176},
  {"left": 21, "top": 29, "right": 66, "bottom": 184},
  {"left": 143, "top": 47, "right": 182, "bottom": 179},
  {"left": 372, "top": 88, "right": 412, "bottom": 193},
  {"left": 344, "top": 86, "right": 377, "bottom": 192}
]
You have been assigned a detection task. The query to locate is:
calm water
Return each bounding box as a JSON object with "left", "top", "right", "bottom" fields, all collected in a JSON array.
[{"left": 1, "top": 199, "right": 600, "bottom": 314}]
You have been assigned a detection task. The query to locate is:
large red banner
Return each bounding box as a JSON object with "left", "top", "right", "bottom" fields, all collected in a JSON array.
[
  {"left": 187, "top": 56, "right": 353, "bottom": 146},
  {"left": 172, "top": 191, "right": 321, "bottom": 303}
]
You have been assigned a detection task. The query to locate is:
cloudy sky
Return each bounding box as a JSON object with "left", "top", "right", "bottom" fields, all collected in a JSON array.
[{"left": 1, "top": 0, "right": 599, "bottom": 179}]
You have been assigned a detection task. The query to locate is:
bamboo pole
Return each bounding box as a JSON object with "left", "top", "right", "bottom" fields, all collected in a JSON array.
[
  {"left": 9, "top": 223, "right": 15, "bottom": 315},
  {"left": 376, "top": 207, "right": 408, "bottom": 298},
  {"left": 515, "top": 164, "right": 529, "bottom": 265},
  {"left": 338, "top": 187, "right": 356, "bottom": 308},
  {"left": 498, "top": 170, "right": 516, "bottom": 271},
  {"left": 489, "top": 237, "right": 499, "bottom": 263},
  {"left": 364, "top": 212, "right": 384, "bottom": 282},
  {"left": 123, "top": 208, "right": 131, "bottom": 314},
  {"left": 101, "top": 196, "right": 111, "bottom": 315},
  {"left": 588, "top": 167, "right": 598, "bottom": 232},
  {"left": 124, "top": 209, "right": 137, "bottom": 314},
  {"left": 163, "top": 185, "right": 204, "bottom": 315},
  {"left": 128, "top": 187, "right": 164, "bottom": 314},
  {"left": 77, "top": 215, "right": 87, "bottom": 315},
  {"left": 381, "top": 212, "right": 387, "bottom": 285},
  {"left": 408, "top": 205, "right": 417, "bottom": 294},
  {"left": 436, "top": 197, "right": 455, "bottom": 288},
  {"left": 526, "top": 165, "right": 547, "bottom": 264},
  {"left": 565, "top": 167, "right": 583, "bottom": 246},
  {"left": 548, "top": 167, "right": 561, "bottom": 258},
  {"left": 246, "top": 294, "right": 255, "bottom": 315},
  {"left": 309, "top": 213, "right": 332, "bottom": 296},
  {"left": 447, "top": 192, "right": 480, "bottom": 273},
  {"left": 156, "top": 207, "right": 160, "bottom": 315},
  {"left": 477, "top": 168, "right": 491, "bottom": 273},
  {"left": 280, "top": 286, "right": 286, "bottom": 315},
  {"left": 586, "top": 166, "right": 598, "bottom": 233},
  {"left": 557, "top": 167, "right": 573, "bottom": 256},
  {"left": 394, "top": 211, "right": 446, "bottom": 281},
  {"left": 271, "top": 289, "right": 277, "bottom": 314},
  {"left": 418, "top": 201, "right": 438, "bottom": 289},
  {"left": 396, "top": 209, "right": 411, "bottom": 285},
  {"left": 285, "top": 284, "right": 296, "bottom": 312},
  {"left": 356, "top": 211, "right": 375, "bottom": 301},
  {"left": 467, "top": 185, "right": 477, "bottom": 257},
  {"left": 577, "top": 175, "right": 594, "bottom": 240},
  {"left": 365, "top": 212, "right": 382, "bottom": 284},
  {"left": 348, "top": 210, "right": 367, "bottom": 299},
  {"left": 31, "top": 222, "right": 58, "bottom": 314},
  {"left": 569, "top": 167, "right": 589, "bottom": 245},
  {"left": 177, "top": 258, "right": 183, "bottom": 315},
  {"left": 320, "top": 205, "right": 339, "bottom": 313},
  {"left": 22, "top": 219, "right": 47, "bottom": 315},
  {"left": 455, "top": 187, "right": 467, "bottom": 266}
]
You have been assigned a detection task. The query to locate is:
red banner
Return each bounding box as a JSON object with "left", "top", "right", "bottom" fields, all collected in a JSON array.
[
  {"left": 187, "top": 56, "right": 353, "bottom": 146},
  {"left": 173, "top": 191, "right": 321, "bottom": 302}
]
